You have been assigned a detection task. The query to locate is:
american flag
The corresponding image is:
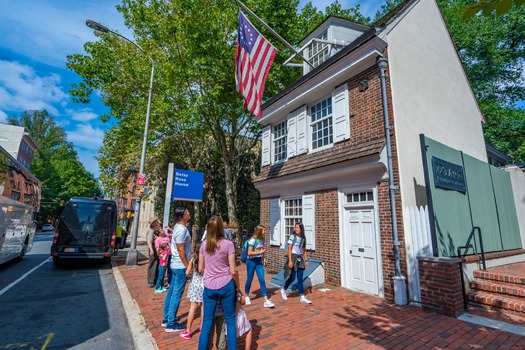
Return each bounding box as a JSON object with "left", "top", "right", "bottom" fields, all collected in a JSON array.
[{"left": 235, "top": 11, "right": 277, "bottom": 118}]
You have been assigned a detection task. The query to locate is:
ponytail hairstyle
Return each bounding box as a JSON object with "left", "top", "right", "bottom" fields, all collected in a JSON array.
[
  {"left": 205, "top": 216, "right": 225, "bottom": 254},
  {"left": 253, "top": 225, "right": 265, "bottom": 240},
  {"left": 193, "top": 241, "right": 202, "bottom": 271}
]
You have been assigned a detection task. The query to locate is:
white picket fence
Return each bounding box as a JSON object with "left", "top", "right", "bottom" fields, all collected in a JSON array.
[{"left": 403, "top": 205, "right": 433, "bottom": 303}]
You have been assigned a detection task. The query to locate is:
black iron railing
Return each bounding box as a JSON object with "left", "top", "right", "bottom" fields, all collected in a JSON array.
[{"left": 457, "top": 226, "right": 486, "bottom": 309}]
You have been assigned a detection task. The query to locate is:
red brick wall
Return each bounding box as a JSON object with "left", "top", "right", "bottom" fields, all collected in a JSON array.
[
  {"left": 418, "top": 257, "right": 464, "bottom": 317},
  {"left": 257, "top": 53, "right": 408, "bottom": 301}
]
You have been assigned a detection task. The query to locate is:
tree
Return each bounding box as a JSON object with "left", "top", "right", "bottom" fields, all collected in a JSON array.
[
  {"left": 460, "top": 0, "right": 525, "bottom": 19},
  {"left": 67, "top": 0, "right": 371, "bottom": 227},
  {"left": 8, "top": 110, "right": 102, "bottom": 218},
  {"left": 439, "top": 0, "right": 525, "bottom": 162}
]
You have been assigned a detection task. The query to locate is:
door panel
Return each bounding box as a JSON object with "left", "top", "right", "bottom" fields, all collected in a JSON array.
[{"left": 344, "top": 208, "right": 378, "bottom": 295}]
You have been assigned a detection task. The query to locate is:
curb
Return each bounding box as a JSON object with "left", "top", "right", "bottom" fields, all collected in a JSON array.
[{"left": 112, "top": 258, "right": 159, "bottom": 350}]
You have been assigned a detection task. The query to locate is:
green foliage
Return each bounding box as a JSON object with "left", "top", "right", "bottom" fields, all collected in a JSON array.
[
  {"left": 7, "top": 110, "right": 102, "bottom": 217},
  {"left": 439, "top": 0, "right": 525, "bottom": 162},
  {"left": 460, "top": 0, "right": 525, "bottom": 20}
]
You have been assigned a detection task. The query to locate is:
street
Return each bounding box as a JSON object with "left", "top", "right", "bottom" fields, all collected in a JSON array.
[{"left": 0, "top": 231, "right": 134, "bottom": 350}]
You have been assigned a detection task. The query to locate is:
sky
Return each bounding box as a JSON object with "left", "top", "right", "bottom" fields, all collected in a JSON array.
[{"left": 0, "top": 0, "right": 384, "bottom": 179}]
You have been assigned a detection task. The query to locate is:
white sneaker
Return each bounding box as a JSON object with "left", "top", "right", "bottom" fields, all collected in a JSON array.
[
  {"left": 300, "top": 295, "right": 312, "bottom": 304},
  {"left": 244, "top": 296, "right": 251, "bottom": 305},
  {"left": 263, "top": 300, "right": 275, "bottom": 308},
  {"left": 280, "top": 288, "right": 288, "bottom": 300}
]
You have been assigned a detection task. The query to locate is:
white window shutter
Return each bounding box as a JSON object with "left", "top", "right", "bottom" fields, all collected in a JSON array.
[
  {"left": 269, "top": 198, "right": 281, "bottom": 245},
  {"left": 261, "top": 125, "right": 271, "bottom": 166},
  {"left": 332, "top": 84, "right": 350, "bottom": 143},
  {"left": 296, "top": 106, "right": 308, "bottom": 154},
  {"left": 302, "top": 194, "right": 315, "bottom": 250},
  {"left": 287, "top": 111, "right": 297, "bottom": 159}
]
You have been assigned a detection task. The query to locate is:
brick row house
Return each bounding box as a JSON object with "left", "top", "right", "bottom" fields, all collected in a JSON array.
[{"left": 253, "top": 0, "right": 519, "bottom": 304}]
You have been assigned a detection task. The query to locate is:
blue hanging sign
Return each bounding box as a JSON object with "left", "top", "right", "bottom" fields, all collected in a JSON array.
[{"left": 172, "top": 169, "right": 205, "bottom": 201}]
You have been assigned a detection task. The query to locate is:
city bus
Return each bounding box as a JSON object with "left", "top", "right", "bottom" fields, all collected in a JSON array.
[{"left": 0, "top": 146, "right": 41, "bottom": 265}]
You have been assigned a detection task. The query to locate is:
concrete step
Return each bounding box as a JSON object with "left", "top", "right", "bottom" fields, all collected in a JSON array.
[
  {"left": 470, "top": 279, "right": 525, "bottom": 298},
  {"left": 474, "top": 270, "right": 525, "bottom": 286},
  {"left": 469, "top": 291, "right": 525, "bottom": 314}
]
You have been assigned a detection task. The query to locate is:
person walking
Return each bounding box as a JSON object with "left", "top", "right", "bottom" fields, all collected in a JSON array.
[
  {"left": 280, "top": 223, "right": 312, "bottom": 304},
  {"left": 244, "top": 225, "right": 275, "bottom": 308},
  {"left": 198, "top": 216, "right": 240, "bottom": 350},
  {"left": 162, "top": 207, "right": 192, "bottom": 332},
  {"left": 146, "top": 217, "right": 160, "bottom": 288},
  {"left": 114, "top": 223, "right": 124, "bottom": 254}
]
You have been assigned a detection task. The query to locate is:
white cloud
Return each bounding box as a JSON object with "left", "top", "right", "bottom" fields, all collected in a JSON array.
[
  {"left": 0, "top": 60, "right": 68, "bottom": 115},
  {"left": 66, "top": 108, "right": 99, "bottom": 122},
  {"left": 0, "top": 110, "right": 7, "bottom": 123},
  {"left": 0, "top": 0, "right": 134, "bottom": 68},
  {"left": 67, "top": 123, "right": 104, "bottom": 151}
]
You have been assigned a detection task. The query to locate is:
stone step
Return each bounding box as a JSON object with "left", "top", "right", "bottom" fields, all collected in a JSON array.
[
  {"left": 474, "top": 270, "right": 525, "bottom": 286},
  {"left": 470, "top": 279, "right": 525, "bottom": 298},
  {"left": 469, "top": 291, "right": 525, "bottom": 314}
]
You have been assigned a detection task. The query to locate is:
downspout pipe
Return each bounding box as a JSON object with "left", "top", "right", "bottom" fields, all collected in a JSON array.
[{"left": 377, "top": 57, "right": 408, "bottom": 305}]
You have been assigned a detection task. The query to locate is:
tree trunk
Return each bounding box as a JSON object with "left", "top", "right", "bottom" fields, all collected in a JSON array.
[{"left": 223, "top": 156, "right": 238, "bottom": 228}]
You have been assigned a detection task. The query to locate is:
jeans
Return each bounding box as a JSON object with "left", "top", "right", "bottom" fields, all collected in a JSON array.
[
  {"left": 156, "top": 265, "right": 166, "bottom": 290},
  {"left": 198, "top": 279, "right": 236, "bottom": 350},
  {"left": 283, "top": 265, "right": 305, "bottom": 295},
  {"left": 245, "top": 256, "right": 267, "bottom": 297},
  {"left": 163, "top": 268, "right": 186, "bottom": 326}
]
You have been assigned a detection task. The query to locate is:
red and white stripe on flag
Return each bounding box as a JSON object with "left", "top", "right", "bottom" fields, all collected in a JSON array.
[{"left": 235, "top": 11, "right": 277, "bottom": 118}]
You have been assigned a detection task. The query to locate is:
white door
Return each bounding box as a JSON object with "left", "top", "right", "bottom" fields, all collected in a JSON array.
[{"left": 343, "top": 208, "right": 379, "bottom": 295}]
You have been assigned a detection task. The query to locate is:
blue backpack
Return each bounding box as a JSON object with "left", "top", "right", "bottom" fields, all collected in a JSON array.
[
  {"left": 240, "top": 238, "right": 258, "bottom": 263},
  {"left": 282, "top": 234, "right": 298, "bottom": 257}
]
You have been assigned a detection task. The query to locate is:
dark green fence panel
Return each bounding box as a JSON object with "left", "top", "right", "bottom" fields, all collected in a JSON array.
[
  {"left": 422, "top": 135, "right": 521, "bottom": 257},
  {"left": 490, "top": 166, "right": 522, "bottom": 250},
  {"left": 423, "top": 138, "right": 472, "bottom": 257},
  {"left": 463, "top": 154, "right": 502, "bottom": 253}
]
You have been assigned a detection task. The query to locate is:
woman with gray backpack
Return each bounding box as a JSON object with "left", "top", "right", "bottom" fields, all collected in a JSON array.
[
  {"left": 243, "top": 224, "right": 275, "bottom": 308},
  {"left": 280, "top": 223, "right": 312, "bottom": 304}
]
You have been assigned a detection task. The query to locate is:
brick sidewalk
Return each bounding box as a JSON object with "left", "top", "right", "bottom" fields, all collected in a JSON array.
[{"left": 116, "top": 250, "right": 525, "bottom": 349}]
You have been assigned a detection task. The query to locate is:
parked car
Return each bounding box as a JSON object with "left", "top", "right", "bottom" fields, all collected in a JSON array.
[
  {"left": 42, "top": 224, "right": 54, "bottom": 231},
  {"left": 50, "top": 197, "right": 117, "bottom": 265}
]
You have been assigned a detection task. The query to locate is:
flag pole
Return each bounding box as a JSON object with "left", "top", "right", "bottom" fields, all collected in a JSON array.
[{"left": 236, "top": 0, "right": 314, "bottom": 69}]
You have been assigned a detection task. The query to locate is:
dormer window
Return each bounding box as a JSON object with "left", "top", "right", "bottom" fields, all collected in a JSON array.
[
  {"left": 273, "top": 121, "right": 287, "bottom": 162},
  {"left": 308, "top": 30, "right": 329, "bottom": 68}
]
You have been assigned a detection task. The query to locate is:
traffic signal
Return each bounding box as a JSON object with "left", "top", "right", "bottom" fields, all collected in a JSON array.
[{"left": 127, "top": 211, "right": 131, "bottom": 218}]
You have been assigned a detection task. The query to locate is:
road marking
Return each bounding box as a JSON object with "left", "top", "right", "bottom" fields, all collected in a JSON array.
[{"left": 0, "top": 257, "right": 51, "bottom": 297}]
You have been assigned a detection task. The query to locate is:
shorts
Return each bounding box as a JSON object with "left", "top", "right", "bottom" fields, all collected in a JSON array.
[{"left": 115, "top": 237, "right": 122, "bottom": 246}]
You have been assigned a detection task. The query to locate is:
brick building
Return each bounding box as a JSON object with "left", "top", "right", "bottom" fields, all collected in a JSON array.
[{"left": 252, "top": 0, "right": 520, "bottom": 304}]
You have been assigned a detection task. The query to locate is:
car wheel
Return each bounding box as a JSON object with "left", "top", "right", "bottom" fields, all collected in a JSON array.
[
  {"left": 53, "top": 257, "right": 60, "bottom": 266},
  {"left": 17, "top": 238, "right": 28, "bottom": 262}
]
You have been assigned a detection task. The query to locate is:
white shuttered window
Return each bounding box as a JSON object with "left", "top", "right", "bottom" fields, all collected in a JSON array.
[{"left": 269, "top": 195, "right": 316, "bottom": 250}]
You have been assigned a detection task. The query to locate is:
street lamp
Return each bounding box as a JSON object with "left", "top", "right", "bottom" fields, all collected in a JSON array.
[{"left": 86, "top": 19, "right": 155, "bottom": 267}]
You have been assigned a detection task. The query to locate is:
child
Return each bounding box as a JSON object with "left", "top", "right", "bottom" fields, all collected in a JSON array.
[
  {"left": 220, "top": 291, "right": 252, "bottom": 349},
  {"left": 180, "top": 242, "right": 204, "bottom": 340},
  {"left": 154, "top": 228, "right": 171, "bottom": 293},
  {"left": 234, "top": 290, "right": 252, "bottom": 350},
  {"left": 206, "top": 300, "right": 226, "bottom": 350}
]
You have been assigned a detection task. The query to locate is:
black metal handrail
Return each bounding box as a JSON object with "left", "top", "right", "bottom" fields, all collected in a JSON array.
[{"left": 457, "top": 226, "right": 486, "bottom": 309}]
